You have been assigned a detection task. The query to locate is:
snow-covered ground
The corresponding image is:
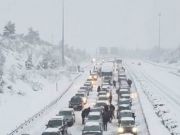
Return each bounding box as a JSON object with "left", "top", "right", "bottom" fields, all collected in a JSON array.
[{"left": 125, "top": 59, "right": 180, "bottom": 135}]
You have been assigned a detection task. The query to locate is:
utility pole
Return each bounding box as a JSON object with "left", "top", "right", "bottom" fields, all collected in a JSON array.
[
  {"left": 62, "top": 0, "right": 65, "bottom": 66},
  {"left": 158, "top": 13, "right": 161, "bottom": 51}
]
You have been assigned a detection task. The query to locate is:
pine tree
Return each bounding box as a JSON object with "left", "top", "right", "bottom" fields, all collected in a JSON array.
[{"left": 3, "top": 21, "right": 15, "bottom": 37}]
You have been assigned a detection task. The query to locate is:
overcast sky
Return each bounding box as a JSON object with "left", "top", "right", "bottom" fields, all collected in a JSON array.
[{"left": 1, "top": 0, "right": 180, "bottom": 52}]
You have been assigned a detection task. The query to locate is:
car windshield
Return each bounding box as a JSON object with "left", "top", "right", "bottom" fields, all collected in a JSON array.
[
  {"left": 59, "top": 111, "right": 71, "bottom": 116},
  {"left": 119, "top": 100, "right": 129, "bottom": 104},
  {"left": 71, "top": 97, "right": 82, "bottom": 103},
  {"left": 76, "top": 94, "right": 84, "bottom": 97},
  {"left": 99, "top": 97, "right": 108, "bottom": 100},
  {"left": 85, "top": 84, "right": 90, "bottom": 86},
  {"left": 99, "top": 93, "right": 106, "bottom": 96},
  {"left": 84, "top": 125, "right": 100, "bottom": 131},
  {"left": 121, "top": 120, "right": 135, "bottom": 126},
  {"left": 88, "top": 115, "right": 100, "bottom": 120},
  {"left": 91, "top": 108, "right": 101, "bottom": 113},
  {"left": 42, "top": 133, "right": 58, "bottom": 135},
  {"left": 47, "top": 120, "right": 62, "bottom": 127},
  {"left": 95, "top": 102, "right": 106, "bottom": 107}
]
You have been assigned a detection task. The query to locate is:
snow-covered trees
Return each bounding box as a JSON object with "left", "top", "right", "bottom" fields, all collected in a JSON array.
[
  {"left": 3, "top": 21, "right": 15, "bottom": 37},
  {"left": 24, "top": 27, "right": 40, "bottom": 44},
  {"left": 0, "top": 49, "right": 5, "bottom": 93}
]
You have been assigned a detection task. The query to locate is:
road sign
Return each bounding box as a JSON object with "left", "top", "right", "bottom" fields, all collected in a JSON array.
[{"left": 110, "top": 47, "right": 119, "bottom": 54}]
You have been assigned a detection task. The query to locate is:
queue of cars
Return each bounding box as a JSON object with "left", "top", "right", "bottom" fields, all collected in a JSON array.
[{"left": 116, "top": 67, "right": 138, "bottom": 135}]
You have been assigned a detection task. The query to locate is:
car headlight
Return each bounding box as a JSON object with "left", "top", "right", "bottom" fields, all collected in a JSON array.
[
  {"left": 107, "top": 93, "right": 110, "bottom": 97},
  {"left": 89, "top": 76, "right": 92, "bottom": 79},
  {"left": 132, "top": 127, "right": 137, "bottom": 132},
  {"left": 94, "top": 76, "right": 97, "bottom": 79},
  {"left": 118, "top": 127, "right": 124, "bottom": 133},
  {"left": 83, "top": 98, "right": 87, "bottom": 103}
]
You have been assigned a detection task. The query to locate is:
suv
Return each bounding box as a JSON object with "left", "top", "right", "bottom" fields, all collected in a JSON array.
[
  {"left": 118, "top": 117, "right": 137, "bottom": 135},
  {"left": 117, "top": 110, "right": 135, "bottom": 122},
  {"left": 75, "top": 92, "right": 87, "bottom": 104},
  {"left": 57, "top": 109, "right": 75, "bottom": 126},
  {"left": 69, "top": 96, "right": 84, "bottom": 110},
  {"left": 42, "top": 128, "right": 62, "bottom": 135},
  {"left": 46, "top": 116, "right": 68, "bottom": 135},
  {"left": 82, "top": 122, "right": 103, "bottom": 135}
]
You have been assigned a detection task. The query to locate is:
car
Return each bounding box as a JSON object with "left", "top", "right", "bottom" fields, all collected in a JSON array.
[
  {"left": 86, "top": 112, "right": 103, "bottom": 125},
  {"left": 91, "top": 107, "right": 104, "bottom": 114},
  {"left": 82, "top": 122, "right": 103, "bottom": 135},
  {"left": 101, "top": 85, "right": 110, "bottom": 92},
  {"left": 118, "top": 73, "right": 126, "bottom": 78},
  {"left": 117, "top": 89, "right": 130, "bottom": 100},
  {"left": 86, "top": 79, "right": 94, "bottom": 85},
  {"left": 138, "top": 62, "right": 141, "bottom": 65},
  {"left": 80, "top": 86, "right": 90, "bottom": 95},
  {"left": 42, "top": 128, "right": 63, "bottom": 135},
  {"left": 46, "top": 116, "right": 68, "bottom": 135},
  {"left": 118, "top": 117, "right": 138, "bottom": 135},
  {"left": 98, "top": 91, "right": 107, "bottom": 97},
  {"left": 94, "top": 100, "right": 109, "bottom": 107},
  {"left": 118, "top": 110, "right": 135, "bottom": 123},
  {"left": 117, "top": 98, "right": 132, "bottom": 106},
  {"left": 69, "top": 96, "right": 84, "bottom": 110},
  {"left": 97, "top": 95, "right": 109, "bottom": 101},
  {"left": 90, "top": 73, "right": 98, "bottom": 81},
  {"left": 118, "top": 77, "right": 127, "bottom": 82},
  {"left": 77, "top": 89, "right": 88, "bottom": 97},
  {"left": 101, "top": 82, "right": 110, "bottom": 87},
  {"left": 117, "top": 104, "right": 131, "bottom": 114},
  {"left": 57, "top": 108, "right": 75, "bottom": 126},
  {"left": 75, "top": 92, "right": 87, "bottom": 104},
  {"left": 84, "top": 82, "right": 93, "bottom": 90}
]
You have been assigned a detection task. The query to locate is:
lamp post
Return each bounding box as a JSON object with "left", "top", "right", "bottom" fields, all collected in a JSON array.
[
  {"left": 158, "top": 13, "right": 161, "bottom": 51},
  {"left": 62, "top": 0, "right": 65, "bottom": 66}
]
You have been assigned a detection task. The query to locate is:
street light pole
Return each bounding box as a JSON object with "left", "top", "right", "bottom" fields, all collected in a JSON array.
[
  {"left": 62, "top": 0, "right": 65, "bottom": 66},
  {"left": 158, "top": 13, "right": 161, "bottom": 51}
]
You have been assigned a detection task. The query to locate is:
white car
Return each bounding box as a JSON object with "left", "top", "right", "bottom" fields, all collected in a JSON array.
[
  {"left": 95, "top": 100, "right": 109, "bottom": 107},
  {"left": 97, "top": 95, "right": 109, "bottom": 101},
  {"left": 42, "top": 128, "right": 62, "bottom": 135},
  {"left": 86, "top": 112, "right": 103, "bottom": 125}
]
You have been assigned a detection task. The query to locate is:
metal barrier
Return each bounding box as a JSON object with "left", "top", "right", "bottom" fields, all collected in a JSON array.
[{"left": 8, "top": 74, "right": 82, "bottom": 135}]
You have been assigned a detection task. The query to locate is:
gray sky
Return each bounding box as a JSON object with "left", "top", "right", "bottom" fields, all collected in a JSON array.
[{"left": 1, "top": 0, "right": 180, "bottom": 52}]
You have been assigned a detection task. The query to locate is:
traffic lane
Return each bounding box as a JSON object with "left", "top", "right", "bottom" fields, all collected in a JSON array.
[{"left": 19, "top": 66, "right": 92, "bottom": 135}]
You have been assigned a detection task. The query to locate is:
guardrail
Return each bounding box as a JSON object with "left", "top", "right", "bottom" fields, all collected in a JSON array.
[
  {"left": 8, "top": 74, "right": 82, "bottom": 135},
  {"left": 125, "top": 63, "right": 151, "bottom": 135}
]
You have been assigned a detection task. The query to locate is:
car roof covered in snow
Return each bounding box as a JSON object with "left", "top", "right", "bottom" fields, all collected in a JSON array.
[
  {"left": 121, "top": 117, "right": 134, "bottom": 121},
  {"left": 119, "top": 104, "right": 130, "bottom": 107},
  {"left": 121, "top": 94, "right": 130, "bottom": 96},
  {"left": 89, "top": 112, "right": 101, "bottom": 116},
  {"left": 99, "top": 95, "right": 108, "bottom": 97},
  {"left": 120, "top": 89, "right": 129, "bottom": 92},
  {"left": 61, "top": 108, "right": 73, "bottom": 111},
  {"left": 102, "top": 85, "right": 109, "bottom": 88},
  {"left": 44, "top": 128, "right": 59, "bottom": 133},
  {"left": 50, "top": 116, "right": 64, "bottom": 120},
  {"left": 120, "top": 110, "right": 132, "bottom": 113},
  {"left": 99, "top": 91, "right": 106, "bottom": 93},
  {"left": 96, "top": 100, "right": 107, "bottom": 103},
  {"left": 85, "top": 121, "right": 100, "bottom": 126}
]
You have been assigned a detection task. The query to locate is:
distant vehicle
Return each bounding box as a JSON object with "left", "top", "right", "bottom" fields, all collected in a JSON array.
[
  {"left": 42, "top": 128, "right": 63, "bottom": 135},
  {"left": 97, "top": 95, "right": 109, "bottom": 101},
  {"left": 121, "top": 94, "right": 131, "bottom": 99},
  {"left": 98, "top": 91, "right": 107, "bottom": 97},
  {"left": 117, "top": 89, "right": 130, "bottom": 100},
  {"left": 90, "top": 72, "right": 98, "bottom": 81},
  {"left": 138, "top": 62, "right": 141, "bottom": 65},
  {"left": 84, "top": 82, "right": 93, "bottom": 90},
  {"left": 115, "top": 58, "right": 123, "bottom": 64},
  {"left": 94, "top": 100, "right": 109, "bottom": 107},
  {"left": 117, "top": 98, "right": 132, "bottom": 106},
  {"left": 117, "top": 104, "right": 131, "bottom": 115},
  {"left": 69, "top": 96, "right": 84, "bottom": 110},
  {"left": 86, "top": 112, "right": 103, "bottom": 125},
  {"left": 82, "top": 122, "right": 103, "bottom": 135},
  {"left": 80, "top": 86, "right": 90, "bottom": 95},
  {"left": 75, "top": 92, "right": 87, "bottom": 104},
  {"left": 46, "top": 116, "right": 68, "bottom": 135},
  {"left": 57, "top": 109, "right": 75, "bottom": 126},
  {"left": 118, "top": 117, "right": 137, "bottom": 135},
  {"left": 77, "top": 89, "right": 88, "bottom": 97}
]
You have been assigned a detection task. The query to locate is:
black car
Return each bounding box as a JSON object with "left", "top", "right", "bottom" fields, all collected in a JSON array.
[
  {"left": 46, "top": 116, "right": 68, "bottom": 135},
  {"left": 82, "top": 122, "right": 103, "bottom": 135},
  {"left": 69, "top": 96, "right": 84, "bottom": 110}
]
